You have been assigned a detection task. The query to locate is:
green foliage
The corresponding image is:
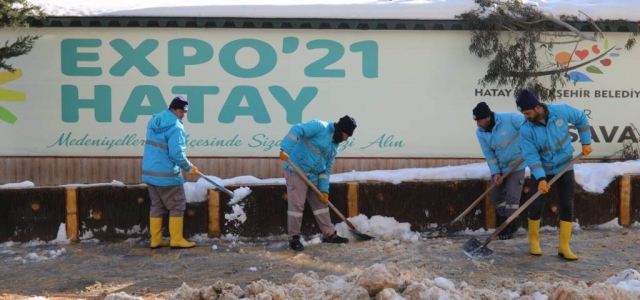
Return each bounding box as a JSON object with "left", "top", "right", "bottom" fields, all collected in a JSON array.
[
  {"left": 0, "top": 0, "right": 46, "bottom": 72},
  {"left": 458, "top": 0, "right": 640, "bottom": 102}
]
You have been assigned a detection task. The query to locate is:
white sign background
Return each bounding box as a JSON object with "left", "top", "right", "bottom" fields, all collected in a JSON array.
[{"left": 0, "top": 28, "right": 637, "bottom": 157}]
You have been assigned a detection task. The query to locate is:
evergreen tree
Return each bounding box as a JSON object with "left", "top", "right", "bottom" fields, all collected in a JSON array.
[
  {"left": 0, "top": 0, "right": 45, "bottom": 72},
  {"left": 458, "top": 0, "right": 639, "bottom": 101}
]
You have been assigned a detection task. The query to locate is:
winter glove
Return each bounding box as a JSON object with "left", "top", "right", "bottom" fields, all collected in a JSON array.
[
  {"left": 189, "top": 166, "right": 198, "bottom": 176},
  {"left": 582, "top": 144, "right": 592, "bottom": 157},
  {"left": 279, "top": 150, "right": 289, "bottom": 162},
  {"left": 493, "top": 174, "right": 503, "bottom": 187},
  {"left": 537, "top": 180, "right": 550, "bottom": 194},
  {"left": 320, "top": 192, "right": 329, "bottom": 203}
]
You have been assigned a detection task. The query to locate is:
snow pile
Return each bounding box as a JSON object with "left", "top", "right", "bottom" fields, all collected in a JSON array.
[
  {"left": 184, "top": 175, "right": 256, "bottom": 204},
  {"left": 605, "top": 269, "right": 640, "bottom": 293},
  {"left": 336, "top": 214, "right": 421, "bottom": 242},
  {"left": 331, "top": 163, "right": 491, "bottom": 184},
  {"left": 184, "top": 175, "right": 225, "bottom": 203},
  {"left": 59, "top": 180, "right": 125, "bottom": 187},
  {"left": 104, "top": 292, "right": 143, "bottom": 300},
  {"left": 597, "top": 218, "right": 624, "bottom": 230},
  {"left": 104, "top": 266, "right": 640, "bottom": 299},
  {"left": 51, "top": 223, "right": 71, "bottom": 245},
  {"left": 184, "top": 176, "right": 254, "bottom": 227},
  {"left": 168, "top": 281, "right": 243, "bottom": 300},
  {"left": 574, "top": 160, "right": 640, "bottom": 193},
  {"left": 0, "top": 181, "right": 35, "bottom": 188},
  {"left": 174, "top": 160, "right": 640, "bottom": 203},
  {"left": 355, "top": 263, "right": 406, "bottom": 296}
]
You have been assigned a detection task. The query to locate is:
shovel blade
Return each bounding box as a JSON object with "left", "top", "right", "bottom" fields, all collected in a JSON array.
[
  {"left": 462, "top": 236, "right": 494, "bottom": 259},
  {"left": 352, "top": 229, "right": 375, "bottom": 241}
]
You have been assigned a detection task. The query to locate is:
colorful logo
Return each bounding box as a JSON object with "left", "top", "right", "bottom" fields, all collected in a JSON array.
[
  {"left": 555, "top": 39, "right": 622, "bottom": 82},
  {"left": 0, "top": 69, "right": 25, "bottom": 124}
]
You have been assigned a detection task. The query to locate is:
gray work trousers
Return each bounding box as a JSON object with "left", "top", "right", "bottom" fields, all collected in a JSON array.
[
  {"left": 285, "top": 170, "right": 335, "bottom": 239},
  {"left": 148, "top": 184, "right": 187, "bottom": 217},
  {"left": 490, "top": 169, "right": 525, "bottom": 217}
]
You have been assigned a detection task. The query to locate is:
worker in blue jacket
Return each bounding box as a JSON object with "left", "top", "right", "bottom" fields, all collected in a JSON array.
[
  {"left": 279, "top": 115, "right": 356, "bottom": 251},
  {"left": 516, "top": 89, "right": 592, "bottom": 260},
  {"left": 142, "top": 96, "right": 198, "bottom": 249},
  {"left": 473, "top": 102, "right": 526, "bottom": 240}
]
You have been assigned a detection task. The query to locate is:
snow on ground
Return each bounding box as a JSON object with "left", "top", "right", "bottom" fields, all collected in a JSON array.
[
  {"left": 102, "top": 265, "right": 640, "bottom": 299},
  {"left": 0, "top": 223, "right": 70, "bottom": 264},
  {"left": 27, "top": 0, "right": 640, "bottom": 22}
]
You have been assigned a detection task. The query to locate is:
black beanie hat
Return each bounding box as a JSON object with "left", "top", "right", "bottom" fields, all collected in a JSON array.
[
  {"left": 472, "top": 102, "right": 492, "bottom": 120},
  {"left": 516, "top": 89, "right": 540, "bottom": 111},
  {"left": 169, "top": 96, "right": 189, "bottom": 112},
  {"left": 337, "top": 115, "right": 357, "bottom": 136}
]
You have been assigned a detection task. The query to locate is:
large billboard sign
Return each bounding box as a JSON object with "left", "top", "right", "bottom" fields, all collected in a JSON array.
[{"left": 1, "top": 28, "right": 637, "bottom": 157}]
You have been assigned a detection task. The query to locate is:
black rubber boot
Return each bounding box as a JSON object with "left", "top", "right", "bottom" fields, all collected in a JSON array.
[
  {"left": 498, "top": 215, "right": 520, "bottom": 240},
  {"left": 289, "top": 235, "right": 304, "bottom": 251},
  {"left": 322, "top": 231, "right": 349, "bottom": 244}
]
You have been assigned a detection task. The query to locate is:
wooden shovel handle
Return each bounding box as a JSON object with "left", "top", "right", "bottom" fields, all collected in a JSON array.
[{"left": 485, "top": 153, "right": 584, "bottom": 245}]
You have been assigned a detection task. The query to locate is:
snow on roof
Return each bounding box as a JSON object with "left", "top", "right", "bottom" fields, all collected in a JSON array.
[{"left": 27, "top": 0, "right": 640, "bottom": 21}]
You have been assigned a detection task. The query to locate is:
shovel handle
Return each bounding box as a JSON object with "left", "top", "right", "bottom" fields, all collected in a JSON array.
[
  {"left": 287, "top": 159, "right": 357, "bottom": 231},
  {"left": 483, "top": 153, "right": 584, "bottom": 247},
  {"left": 449, "top": 157, "right": 525, "bottom": 226},
  {"left": 195, "top": 170, "right": 234, "bottom": 197}
]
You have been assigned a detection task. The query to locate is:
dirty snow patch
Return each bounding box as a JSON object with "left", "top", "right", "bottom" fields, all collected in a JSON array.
[{"left": 336, "top": 214, "right": 420, "bottom": 242}]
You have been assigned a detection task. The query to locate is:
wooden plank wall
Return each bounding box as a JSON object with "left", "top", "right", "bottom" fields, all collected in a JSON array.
[
  {"left": 3, "top": 175, "right": 636, "bottom": 242},
  {"left": 0, "top": 157, "right": 487, "bottom": 186}
]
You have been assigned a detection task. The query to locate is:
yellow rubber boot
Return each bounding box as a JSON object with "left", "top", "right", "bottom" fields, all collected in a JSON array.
[
  {"left": 558, "top": 220, "right": 578, "bottom": 260},
  {"left": 169, "top": 216, "right": 195, "bottom": 249},
  {"left": 528, "top": 219, "right": 542, "bottom": 256},
  {"left": 150, "top": 217, "right": 170, "bottom": 249}
]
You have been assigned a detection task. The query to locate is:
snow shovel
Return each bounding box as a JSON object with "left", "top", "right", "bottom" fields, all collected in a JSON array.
[
  {"left": 426, "top": 157, "right": 525, "bottom": 239},
  {"left": 195, "top": 170, "right": 251, "bottom": 205},
  {"left": 462, "top": 153, "right": 583, "bottom": 259},
  {"left": 287, "top": 159, "right": 375, "bottom": 241}
]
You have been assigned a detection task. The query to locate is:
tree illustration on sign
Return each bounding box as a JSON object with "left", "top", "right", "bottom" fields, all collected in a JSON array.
[
  {"left": 458, "top": 0, "right": 639, "bottom": 102},
  {"left": 0, "top": 0, "right": 45, "bottom": 124},
  {"left": 0, "top": 69, "right": 25, "bottom": 124},
  {"left": 559, "top": 40, "right": 623, "bottom": 82}
]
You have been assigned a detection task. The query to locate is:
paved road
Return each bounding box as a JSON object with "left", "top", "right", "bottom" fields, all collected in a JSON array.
[{"left": 1, "top": 227, "right": 638, "bottom": 299}]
